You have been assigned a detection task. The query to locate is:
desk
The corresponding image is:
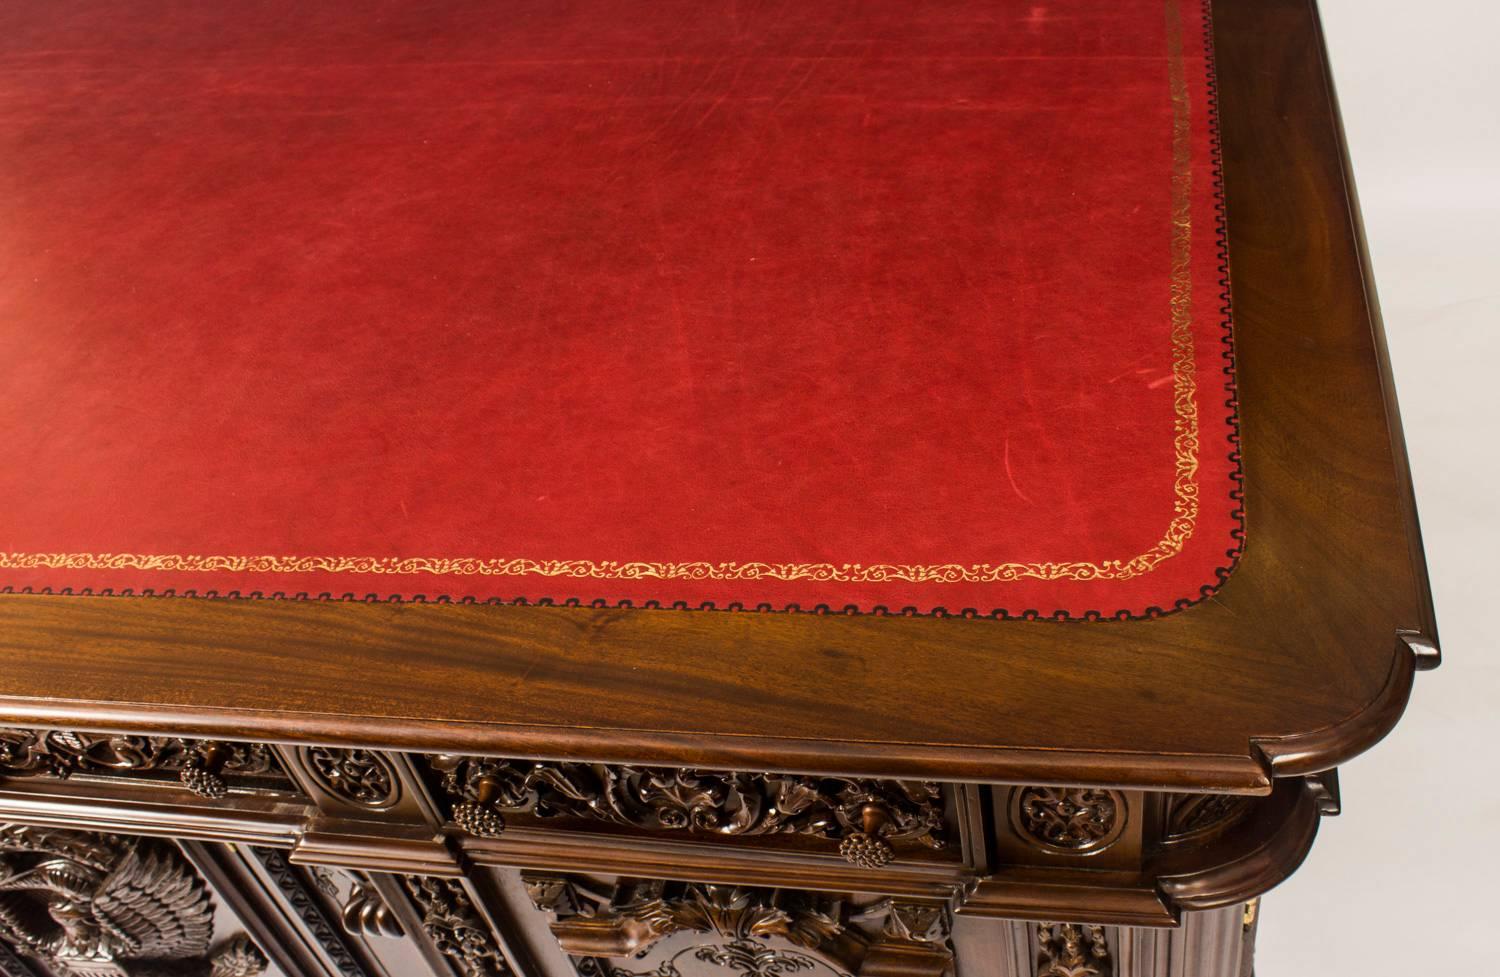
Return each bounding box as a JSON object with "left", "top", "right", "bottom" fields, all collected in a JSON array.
[{"left": 0, "top": 0, "right": 1435, "bottom": 975}]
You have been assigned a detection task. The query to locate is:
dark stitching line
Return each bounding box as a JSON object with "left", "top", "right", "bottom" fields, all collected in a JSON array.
[{"left": 3, "top": 1, "right": 1244, "bottom": 626}]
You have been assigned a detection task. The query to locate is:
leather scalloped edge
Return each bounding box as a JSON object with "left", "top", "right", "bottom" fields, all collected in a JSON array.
[{"left": 0, "top": 2, "right": 1246, "bottom": 626}]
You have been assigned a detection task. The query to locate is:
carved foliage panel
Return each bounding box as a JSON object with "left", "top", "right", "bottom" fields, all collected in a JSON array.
[
  {"left": 429, "top": 757, "right": 948, "bottom": 868},
  {"left": 0, "top": 728, "right": 293, "bottom": 800}
]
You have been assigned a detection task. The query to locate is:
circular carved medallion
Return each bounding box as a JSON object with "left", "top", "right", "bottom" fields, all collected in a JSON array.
[
  {"left": 1010, "top": 786, "right": 1125, "bottom": 853},
  {"left": 301, "top": 747, "right": 399, "bottom": 808}
]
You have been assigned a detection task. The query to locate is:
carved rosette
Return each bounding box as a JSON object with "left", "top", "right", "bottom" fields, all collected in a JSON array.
[
  {"left": 0, "top": 823, "right": 267, "bottom": 977},
  {"left": 1010, "top": 787, "right": 1125, "bottom": 853},
  {"left": 1035, "top": 923, "right": 1111, "bottom": 977},
  {"left": 0, "top": 728, "right": 291, "bottom": 799},
  {"left": 301, "top": 747, "right": 399, "bottom": 808},
  {"left": 403, "top": 876, "right": 511, "bottom": 977},
  {"left": 429, "top": 757, "right": 946, "bottom": 867}
]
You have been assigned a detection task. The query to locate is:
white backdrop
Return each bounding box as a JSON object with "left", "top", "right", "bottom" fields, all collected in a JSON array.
[{"left": 1254, "top": 2, "right": 1499, "bottom": 974}]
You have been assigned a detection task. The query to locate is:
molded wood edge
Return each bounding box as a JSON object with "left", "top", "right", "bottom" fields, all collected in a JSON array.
[
  {"left": 1248, "top": 635, "right": 1419, "bottom": 778},
  {"left": 1155, "top": 778, "right": 1323, "bottom": 912}
]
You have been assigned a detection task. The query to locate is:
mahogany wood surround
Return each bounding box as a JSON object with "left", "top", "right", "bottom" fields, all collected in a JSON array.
[{"left": 0, "top": 0, "right": 1435, "bottom": 975}]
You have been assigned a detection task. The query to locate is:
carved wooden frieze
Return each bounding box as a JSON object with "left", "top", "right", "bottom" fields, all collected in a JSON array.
[
  {"left": 1034, "top": 923, "right": 1111, "bottom": 977},
  {"left": 429, "top": 756, "right": 947, "bottom": 867},
  {"left": 0, "top": 823, "right": 267, "bottom": 977},
  {"left": 0, "top": 728, "right": 293, "bottom": 799},
  {"left": 402, "top": 876, "right": 512, "bottom": 977},
  {"left": 527, "top": 877, "right": 952, "bottom": 977}
]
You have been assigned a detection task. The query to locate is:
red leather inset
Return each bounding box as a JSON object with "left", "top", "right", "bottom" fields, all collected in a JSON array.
[{"left": 0, "top": 0, "right": 1240, "bottom": 617}]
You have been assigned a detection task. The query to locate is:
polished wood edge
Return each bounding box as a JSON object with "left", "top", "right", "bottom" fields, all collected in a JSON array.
[
  {"left": 290, "top": 818, "right": 464, "bottom": 877},
  {"left": 1248, "top": 637, "right": 1416, "bottom": 777},
  {"left": 0, "top": 640, "right": 1423, "bottom": 787},
  {"left": 1306, "top": 0, "right": 1442, "bottom": 666},
  {"left": 957, "top": 877, "right": 1177, "bottom": 928},
  {"left": 461, "top": 824, "right": 964, "bottom": 902},
  {"left": 1154, "top": 778, "right": 1322, "bottom": 912},
  {"left": 0, "top": 698, "right": 1276, "bottom": 792},
  {"left": 0, "top": 783, "right": 304, "bottom": 846}
]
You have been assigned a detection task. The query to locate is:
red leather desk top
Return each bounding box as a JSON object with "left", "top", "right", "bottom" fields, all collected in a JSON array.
[{"left": 0, "top": 0, "right": 1240, "bottom": 619}]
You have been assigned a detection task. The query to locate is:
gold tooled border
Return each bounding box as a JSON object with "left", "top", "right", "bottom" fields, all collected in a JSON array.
[{"left": 0, "top": 0, "right": 1202, "bottom": 590}]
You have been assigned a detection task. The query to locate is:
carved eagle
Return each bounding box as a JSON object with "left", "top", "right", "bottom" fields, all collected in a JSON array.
[{"left": 0, "top": 824, "right": 214, "bottom": 963}]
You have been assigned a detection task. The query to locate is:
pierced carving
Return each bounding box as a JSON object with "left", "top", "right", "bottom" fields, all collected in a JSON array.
[
  {"left": 302, "top": 747, "right": 398, "bottom": 808},
  {"left": 1163, "top": 794, "right": 1252, "bottom": 840},
  {"left": 430, "top": 757, "right": 946, "bottom": 867},
  {"left": 0, "top": 823, "right": 266, "bottom": 977},
  {"left": 1011, "top": 787, "right": 1125, "bottom": 853},
  {"left": 402, "top": 876, "right": 510, "bottom": 977},
  {"left": 0, "top": 728, "right": 290, "bottom": 798},
  {"left": 1035, "top": 923, "right": 1111, "bottom": 977}
]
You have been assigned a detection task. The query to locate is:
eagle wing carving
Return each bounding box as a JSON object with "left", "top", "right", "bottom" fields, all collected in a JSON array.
[{"left": 92, "top": 839, "right": 214, "bottom": 959}]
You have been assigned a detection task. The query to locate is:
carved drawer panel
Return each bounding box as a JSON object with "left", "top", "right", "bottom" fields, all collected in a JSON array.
[
  {"left": 425, "top": 757, "right": 957, "bottom": 870},
  {"left": 0, "top": 727, "right": 298, "bottom": 800}
]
